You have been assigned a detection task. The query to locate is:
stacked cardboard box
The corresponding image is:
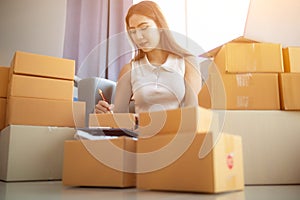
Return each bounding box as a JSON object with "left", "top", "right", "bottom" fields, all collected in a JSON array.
[
  {"left": 198, "top": 39, "right": 300, "bottom": 185},
  {"left": 0, "top": 66, "right": 9, "bottom": 130},
  {"left": 63, "top": 106, "right": 244, "bottom": 193},
  {"left": 136, "top": 106, "right": 244, "bottom": 193},
  {"left": 6, "top": 51, "right": 85, "bottom": 127},
  {"left": 63, "top": 136, "right": 136, "bottom": 187},
  {"left": 202, "top": 39, "right": 283, "bottom": 110},
  {"left": 280, "top": 47, "right": 300, "bottom": 110},
  {"left": 63, "top": 112, "right": 137, "bottom": 187},
  {"left": 0, "top": 51, "right": 86, "bottom": 181}
]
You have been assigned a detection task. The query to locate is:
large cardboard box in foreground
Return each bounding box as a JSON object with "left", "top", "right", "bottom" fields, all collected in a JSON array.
[
  {"left": 136, "top": 133, "right": 244, "bottom": 193},
  {"left": 219, "top": 110, "right": 300, "bottom": 184},
  {"left": 63, "top": 137, "right": 136, "bottom": 187},
  {"left": 0, "top": 125, "right": 75, "bottom": 181}
]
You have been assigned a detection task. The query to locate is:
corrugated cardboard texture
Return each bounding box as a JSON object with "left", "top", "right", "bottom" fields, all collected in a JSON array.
[
  {"left": 283, "top": 47, "right": 300, "bottom": 72},
  {"left": 279, "top": 73, "right": 300, "bottom": 110},
  {"left": 0, "top": 66, "right": 9, "bottom": 98},
  {"left": 0, "top": 98, "right": 6, "bottom": 131},
  {"left": 6, "top": 97, "right": 85, "bottom": 127},
  {"left": 209, "top": 73, "right": 280, "bottom": 110},
  {"left": 8, "top": 74, "right": 74, "bottom": 100},
  {"left": 136, "top": 133, "right": 244, "bottom": 193},
  {"left": 138, "top": 106, "right": 213, "bottom": 136},
  {"left": 214, "top": 42, "right": 283, "bottom": 73},
  {"left": 63, "top": 137, "right": 136, "bottom": 187},
  {"left": 11, "top": 51, "right": 75, "bottom": 80}
]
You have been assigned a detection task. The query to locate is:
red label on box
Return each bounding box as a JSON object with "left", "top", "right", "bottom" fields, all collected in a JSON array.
[{"left": 227, "top": 153, "right": 234, "bottom": 170}]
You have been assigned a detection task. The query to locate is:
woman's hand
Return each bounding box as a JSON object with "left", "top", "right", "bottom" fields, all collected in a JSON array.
[{"left": 94, "top": 100, "right": 114, "bottom": 113}]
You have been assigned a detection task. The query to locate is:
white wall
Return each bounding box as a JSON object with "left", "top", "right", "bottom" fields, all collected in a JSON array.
[
  {"left": 0, "top": 0, "right": 67, "bottom": 66},
  {"left": 244, "top": 0, "right": 300, "bottom": 47}
]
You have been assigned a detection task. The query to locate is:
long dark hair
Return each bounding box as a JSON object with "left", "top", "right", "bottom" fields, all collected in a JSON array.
[{"left": 125, "top": 1, "right": 192, "bottom": 61}]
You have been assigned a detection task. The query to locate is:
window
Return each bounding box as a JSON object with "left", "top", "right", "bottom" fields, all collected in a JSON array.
[{"left": 133, "top": 0, "right": 250, "bottom": 55}]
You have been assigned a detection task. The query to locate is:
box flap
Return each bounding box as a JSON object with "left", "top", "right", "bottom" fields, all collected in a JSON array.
[{"left": 199, "top": 36, "right": 258, "bottom": 58}]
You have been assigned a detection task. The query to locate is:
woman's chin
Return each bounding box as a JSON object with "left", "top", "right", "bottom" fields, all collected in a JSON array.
[{"left": 140, "top": 47, "right": 154, "bottom": 52}]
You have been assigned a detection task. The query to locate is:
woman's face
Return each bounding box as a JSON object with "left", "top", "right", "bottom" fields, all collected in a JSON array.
[{"left": 128, "top": 14, "right": 161, "bottom": 52}]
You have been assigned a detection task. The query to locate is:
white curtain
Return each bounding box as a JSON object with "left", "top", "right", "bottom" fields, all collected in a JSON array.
[{"left": 63, "top": 0, "right": 133, "bottom": 81}]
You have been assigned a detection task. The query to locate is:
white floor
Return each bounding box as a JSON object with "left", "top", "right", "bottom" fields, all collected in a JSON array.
[{"left": 0, "top": 181, "right": 299, "bottom": 200}]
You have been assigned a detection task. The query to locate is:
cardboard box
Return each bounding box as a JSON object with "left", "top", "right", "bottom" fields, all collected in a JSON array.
[
  {"left": 279, "top": 73, "right": 300, "bottom": 110},
  {"left": 6, "top": 97, "right": 85, "bottom": 128},
  {"left": 10, "top": 51, "right": 75, "bottom": 80},
  {"left": 198, "top": 83, "right": 211, "bottom": 109},
  {"left": 136, "top": 133, "right": 244, "bottom": 193},
  {"left": 0, "top": 98, "right": 6, "bottom": 131},
  {"left": 214, "top": 42, "right": 283, "bottom": 73},
  {"left": 0, "top": 125, "right": 75, "bottom": 181},
  {"left": 219, "top": 110, "right": 300, "bottom": 184},
  {"left": 208, "top": 72, "right": 280, "bottom": 110},
  {"left": 63, "top": 137, "right": 136, "bottom": 187},
  {"left": 283, "top": 47, "right": 300, "bottom": 72},
  {"left": 0, "top": 66, "right": 9, "bottom": 98},
  {"left": 8, "top": 74, "right": 74, "bottom": 100},
  {"left": 89, "top": 113, "right": 136, "bottom": 130},
  {"left": 138, "top": 106, "right": 215, "bottom": 137}
]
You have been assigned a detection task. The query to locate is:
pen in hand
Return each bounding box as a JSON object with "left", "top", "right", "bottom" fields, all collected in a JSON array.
[{"left": 98, "top": 89, "right": 113, "bottom": 113}]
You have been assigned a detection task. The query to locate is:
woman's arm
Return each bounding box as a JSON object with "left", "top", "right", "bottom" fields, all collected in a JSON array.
[
  {"left": 182, "top": 56, "right": 202, "bottom": 106},
  {"left": 113, "top": 63, "right": 134, "bottom": 113}
]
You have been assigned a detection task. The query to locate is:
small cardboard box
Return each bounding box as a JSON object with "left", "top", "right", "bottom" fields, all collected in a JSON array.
[
  {"left": 8, "top": 74, "right": 74, "bottom": 100},
  {"left": 63, "top": 137, "right": 136, "bottom": 187},
  {"left": 214, "top": 42, "right": 283, "bottom": 73},
  {"left": 136, "top": 133, "right": 244, "bottom": 193},
  {"left": 283, "top": 47, "right": 300, "bottom": 72},
  {"left": 0, "top": 66, "right": 9, "bottom": 98},
  {"left": 6, "top": 97, "right": 85, "bottom": 128},
  {"left": 0, "top": 125, "right": 75, "bottom": 181},
  {"left": 279, "top": 73, "right": 300, "bottom": 110},
  {"left": 10, "top": 51, "right": 75, "bottom": 80},
  {"left": 138, "top": 106, "right": 215, "bottom": 137},
  {"left": 0, "top": 98, "right": 6, "bottom": 131},
  {"left": 89, "top": 113, "right": 136, "bottom": 130},
  {"left": 208, "top": 72, "right": 280, "bottom": 110}
]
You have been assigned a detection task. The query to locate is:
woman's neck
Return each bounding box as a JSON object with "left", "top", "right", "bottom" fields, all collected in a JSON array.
[{"left": 146, "top": 49, "right": 169, "bottom": 66}]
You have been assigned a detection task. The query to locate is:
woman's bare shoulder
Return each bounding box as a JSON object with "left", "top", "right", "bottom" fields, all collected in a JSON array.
[{"left": 118, "top": 62, "right": 132, "bottom": 79}]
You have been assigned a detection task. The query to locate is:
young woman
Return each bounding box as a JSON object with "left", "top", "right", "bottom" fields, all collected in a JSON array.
[{"left": 95, "top": 1, "right": 202, "bottom": 114}]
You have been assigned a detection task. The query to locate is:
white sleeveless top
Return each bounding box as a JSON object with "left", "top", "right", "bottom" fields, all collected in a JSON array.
[{"left": 131, "top": 54, "right": 185, "bottom": 113}]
